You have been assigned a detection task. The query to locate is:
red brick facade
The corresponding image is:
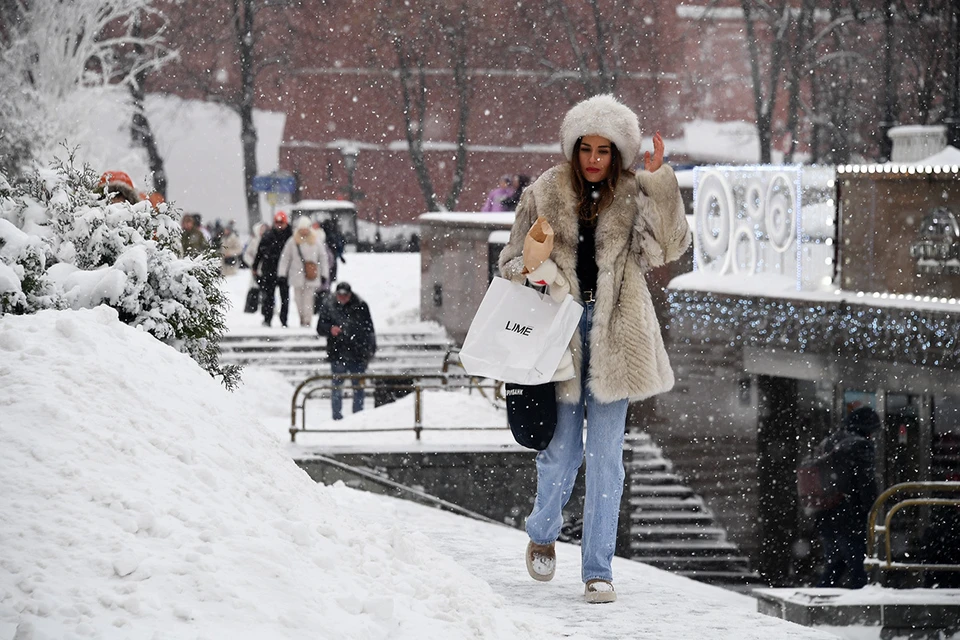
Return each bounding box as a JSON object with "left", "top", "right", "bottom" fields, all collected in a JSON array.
[{"left": 154, "top": 0, "right": 879, "bottom": 226}]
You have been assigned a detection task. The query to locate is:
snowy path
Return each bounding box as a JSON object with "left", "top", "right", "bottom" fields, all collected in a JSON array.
[{"left": 342, "top": 487, "right": 840, "bottom": 640}]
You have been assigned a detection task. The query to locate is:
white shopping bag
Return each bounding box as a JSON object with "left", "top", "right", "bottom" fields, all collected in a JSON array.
[{"left": 459, "top": 277, "right": 583, "bottom": 385}]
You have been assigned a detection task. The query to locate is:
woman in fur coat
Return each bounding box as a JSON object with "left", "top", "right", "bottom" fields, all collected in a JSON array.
[
  {"left": 498, "top": 94, "right": 690, "bottom": 604},
  {"left": 278, "top": 217, "right": 330, "bottom": 327}
]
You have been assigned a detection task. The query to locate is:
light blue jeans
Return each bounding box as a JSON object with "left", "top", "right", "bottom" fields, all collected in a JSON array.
[{"left": 525, "top": 302, "right": 629, "bottom": 583}]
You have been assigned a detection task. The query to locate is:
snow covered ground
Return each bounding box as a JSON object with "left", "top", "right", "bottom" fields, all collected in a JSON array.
[
  {"left": 0, "top": 252, "right": 879, "bottom": 639},
  {"left": 221, "top": 252, "right": 517, "bottom": 453}
]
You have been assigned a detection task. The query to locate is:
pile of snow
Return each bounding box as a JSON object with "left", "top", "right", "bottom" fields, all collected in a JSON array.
[{"left": 0, "top": 306, "right": 560, "bottom": 639}]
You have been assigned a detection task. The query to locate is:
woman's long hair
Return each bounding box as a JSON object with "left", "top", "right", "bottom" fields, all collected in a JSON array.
[{"left": 570, "top": 137, "right": 632, "bottom": 224}]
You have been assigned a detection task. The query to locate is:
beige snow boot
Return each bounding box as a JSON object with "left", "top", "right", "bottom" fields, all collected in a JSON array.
[
  {"left": 525, "top": 540, "right": 556, "bottom": 582},
  {"left": 584, "top": 579, "right": 616, "bottom": 604}
]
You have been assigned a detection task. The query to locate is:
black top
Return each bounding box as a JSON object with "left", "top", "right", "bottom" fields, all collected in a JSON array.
[
  {"left": 316, "top": 294, "right": 377, "bottom": 365},
  {"left": 815, "top": 428, "right": 878, "bottom": 534},
  {"left": 576, "top": 182, "right": 604, "bottom": 295},
  {"left": 577, "top": 218, "right": 598, "bottom": 295},
  {"left": 252, "top": 226, "right": 293, "bottom": 276}
]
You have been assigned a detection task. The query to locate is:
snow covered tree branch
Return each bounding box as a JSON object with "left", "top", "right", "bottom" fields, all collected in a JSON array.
[
  {"left": 0, "top": 0, "right": 174, "bottom": 179},
  {"left": 0, "top": 154, "right": 241, "bottom": 390}
]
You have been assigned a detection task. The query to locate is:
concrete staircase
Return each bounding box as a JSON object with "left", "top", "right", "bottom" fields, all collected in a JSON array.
[
  {"left": 219, "top": 326, "right": 454, "bottom": 384},
  {"left": 624, "top": 431, "right": 761, "bottom": 589},
  {"left": 227, "top": 328, "right": 761, "bottom": 589}
]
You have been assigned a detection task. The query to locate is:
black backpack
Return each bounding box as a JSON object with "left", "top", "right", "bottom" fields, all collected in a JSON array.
[{"left": 797, "top": 434, "right": 850, "bottom": 515}]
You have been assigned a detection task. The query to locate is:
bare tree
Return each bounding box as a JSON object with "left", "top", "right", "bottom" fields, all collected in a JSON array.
[
  {"left": 740, "top": 0, "right": 793, "bottom": 164},
  {"left": 161, "top": 0, "right": 292, "bottom": 231},
  {"left": 514, "top": 0, "right": 655, "bottom": 97},
  {"left": 0, "top": 0, "right": 170, "bottom": 178},
  {"left": 380, "top": 1, "right": 473, "bottom": 212},
  {"left": 128, "top": 9, "right": 170, "bottom": 196}
]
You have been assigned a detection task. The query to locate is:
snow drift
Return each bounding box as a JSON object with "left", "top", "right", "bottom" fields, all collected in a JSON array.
[{"left": 0, "top": 306, "right": 556, "bottom": 639}]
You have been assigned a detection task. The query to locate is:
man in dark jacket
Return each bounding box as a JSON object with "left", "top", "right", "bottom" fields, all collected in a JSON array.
[
  {"left": 815, "top": 406, "right": 881, "bottom": 589},
  {"left": 316, "top": 281, "right": 376, "bottom": 420},
  {"left": 252, "top": 211, "right": 292, "bottom": 327}
]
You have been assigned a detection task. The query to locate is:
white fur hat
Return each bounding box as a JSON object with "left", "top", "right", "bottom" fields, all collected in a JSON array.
[{"left": 560, "top": 94, "right": 642, "bottom": 168}]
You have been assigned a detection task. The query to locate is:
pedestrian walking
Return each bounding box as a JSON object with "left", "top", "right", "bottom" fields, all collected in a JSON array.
[
  {"left": 278, "top": 217, "right": 330, "bottom": 327},
  {"left": 316, "top": 282, "right": 376, "bottom": 421},
  {"left": 497, "top": 94, "right": 690, "bottom": 603},
  {"left": 252, "top": 211, "right": 293, "bottom": 327}
]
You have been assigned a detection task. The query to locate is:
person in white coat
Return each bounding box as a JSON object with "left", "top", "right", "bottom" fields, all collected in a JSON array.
[
  {"left": 498, "top": 94, "right": 690, "bottom": 604},
  {"left": 277, "top": 217, "right": 330, "bottom": 327}
]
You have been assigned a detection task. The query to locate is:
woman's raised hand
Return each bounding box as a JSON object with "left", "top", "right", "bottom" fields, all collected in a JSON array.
[{"left": 644, "top": 131, "right": 664, "bottom": 172}]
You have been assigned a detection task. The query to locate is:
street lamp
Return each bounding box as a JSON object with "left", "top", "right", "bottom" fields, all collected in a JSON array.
[{"left": 340, "top": 144, "right": 359, "bottom": 202}]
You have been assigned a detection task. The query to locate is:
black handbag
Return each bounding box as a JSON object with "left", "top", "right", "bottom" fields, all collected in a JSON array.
[
  {"left": 505, "top": 382, "right": 557, "bottom": 450},
  {"left": 244, "top": 286, "right": 260, "bottom": 313}
]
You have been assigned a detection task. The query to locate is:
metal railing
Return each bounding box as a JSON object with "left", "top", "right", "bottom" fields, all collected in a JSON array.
[
  {"left": 865, "top": 481, "right": 960, "bottom": 578},
  {"left": 305, "top": 453, "right": 504, "bottom": 526},
  {"left": 289, "top": 371, "right": 505, "bottom": 442}
]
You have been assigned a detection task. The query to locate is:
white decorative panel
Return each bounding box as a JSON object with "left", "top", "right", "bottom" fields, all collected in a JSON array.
[{"left": 692, "top": 166, "right": 837, "bottom": 291}]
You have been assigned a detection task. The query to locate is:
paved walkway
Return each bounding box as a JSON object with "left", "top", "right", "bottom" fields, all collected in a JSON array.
[{"left": 343, "top": 486, "right": 841, "bottom": 640}]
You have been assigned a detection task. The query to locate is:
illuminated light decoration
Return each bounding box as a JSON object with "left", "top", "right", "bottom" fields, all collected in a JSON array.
[
  {"left": 693, "top": 165, "right": 836, "bottom": 292},
  {"left": 668, "top": 290, "right": 960, "bottom": 370},
  {"left": 731, "top": 226, "right": 759, "bottom": 274}
]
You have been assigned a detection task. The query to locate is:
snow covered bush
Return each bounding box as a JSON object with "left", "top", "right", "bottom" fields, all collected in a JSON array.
[{"left": 0, "top": 154, "right": 240, "bottom": 389}]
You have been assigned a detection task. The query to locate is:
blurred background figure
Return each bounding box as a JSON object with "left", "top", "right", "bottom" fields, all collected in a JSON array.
[
  {"left": 181, "top": 213, "right": 209, "bottom": 257},
  {"left": 320, "top": 218, "right": 346, "bottom": 283},
  {"left": 252, "top": 211, "right": 293, "bottom": 327},
  {"left": 278, "top": 217, "right": 329, "bottom": 327},
  {"left": 219, "top": 224, "right": 243, "bottom": 276},
  {"left": 241, "top": 222, "right": 267, "bottom": 314},
  {"left": 481, "top": 174, "right": 514, "bottom": 212},
  {"left": 501, "top": 174, "right": 531, "bottom": 211},
  {"left": 316, "top": 281, "right": 376, "bottom": 420},
  {"left": 96, "top": 171, "right": 140, "bottom": 205},
  {"left": 145, "top": 191, "right": 166, "bottom": 212}
]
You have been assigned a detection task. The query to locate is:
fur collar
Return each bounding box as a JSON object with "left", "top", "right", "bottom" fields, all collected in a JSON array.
[{"left": 527, "top": 164, "right": 639, "bottom": 297}]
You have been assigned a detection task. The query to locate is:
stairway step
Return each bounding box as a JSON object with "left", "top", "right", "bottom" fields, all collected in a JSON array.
[
  {"left": 626, "top": 471, "right": 684, "bottom": 484},
  {"left": 675, "top": 570, "right": 764, "bottom": 585},
  {"left": 631, "top": 510, "right": 714, "bottom": 523},
  {"left": 634, "top": 555, "right": 752, "bottom": 571},
  {"left": 629, "top": 526, "right": 728, "bottom": 541},
  {"left": 629, "top": 496, "right": 707, "bottom": 511},
  {"left": 630, "top": 540, "right": 739, "bottom": 554},
  {"left": 630, "top": 484, "right": 693, "bottom": 497}
]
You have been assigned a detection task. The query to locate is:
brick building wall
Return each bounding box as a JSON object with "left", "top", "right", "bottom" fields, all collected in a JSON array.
[{"left": 153, "top": 0, "right": 778, "bottom": 226}]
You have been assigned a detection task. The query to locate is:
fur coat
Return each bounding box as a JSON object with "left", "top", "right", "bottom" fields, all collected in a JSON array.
[
  {"left": 277, "top": 228, "right": 330, "bottom": 289},
  {"left": 498, "top": 163, "right": 690, "bottom": 404}
]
